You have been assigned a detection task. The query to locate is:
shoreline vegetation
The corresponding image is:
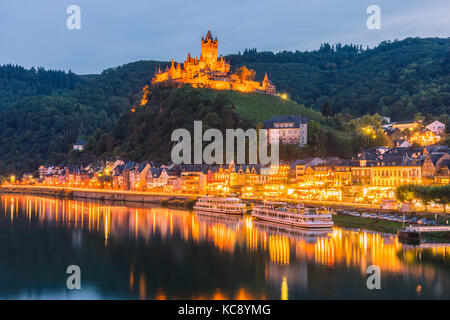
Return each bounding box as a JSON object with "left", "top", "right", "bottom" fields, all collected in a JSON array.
[
  {"left": 332, "top": 215, "right": 450, "bottom": 242},
  {"left": 160, "top": 197, "right": 197, "bottom": 209},
  {"left": 1, "top": 186, "right": 449, "bottom": 241}
]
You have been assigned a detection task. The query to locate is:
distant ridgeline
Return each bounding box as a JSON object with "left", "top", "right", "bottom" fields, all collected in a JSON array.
[
  {"left": 0, "top": 64, "right": 85, "bottom": 111},
  {"left": 226, "top": 37, "right": 450, "bottom": 119}
]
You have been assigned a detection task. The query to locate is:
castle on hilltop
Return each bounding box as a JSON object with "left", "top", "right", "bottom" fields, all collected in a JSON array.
[{"left": 152, "top": 31, "right": 276, "bottom": 95}]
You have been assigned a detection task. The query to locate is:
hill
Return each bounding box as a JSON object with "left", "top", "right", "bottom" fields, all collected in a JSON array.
[
  {"left": 201, "top": 89, "right": 323, "bottom": 123},
  {"left": 82, "top": 86, "right": 369, "bottom": 165},
  {"left": 0, "top": 61, "right": 167, "bottom": 175},
  {"left": 227, "top": 37, "right": 450, "bottom": 120},
  {"left": 0, "top": 37, "right": 449, "bottom": 176},
  {"left": 83, "top": 86, "right": 330, "bottom": 162},
  {"left": 0, "top": 64, "right": 85, "bottom": 111}
]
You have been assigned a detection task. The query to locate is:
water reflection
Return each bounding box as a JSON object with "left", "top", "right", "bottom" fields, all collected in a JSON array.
[{"left": 0, "top": 195, "right": 448, "bottom": 299}]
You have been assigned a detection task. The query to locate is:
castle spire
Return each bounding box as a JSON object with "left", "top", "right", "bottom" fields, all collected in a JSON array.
[
  {"left": 264, "top": 72, "right": 269, "bottom": 82},
  {"left": 205, "top": 30, "right": 213, "bottom": 41}
]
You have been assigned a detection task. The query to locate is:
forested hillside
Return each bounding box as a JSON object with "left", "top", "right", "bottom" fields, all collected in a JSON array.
[
  {"left": 0, "top": 61, "right": 167, "bottom": 175},
  {"left": 84, "top": 86, "right": 383, "bottom": 164},
  {"left": 0, "top": 37, "right": 449, "bottom": 176},
  {"left": 228, "top": 37, "right": 450, "bottom": 120},
  {"left": 84, "top": 86, "right": 332, "bottom": 162},
  {"left": 0, "top": 64, "right": 85, "bottom": 111}
]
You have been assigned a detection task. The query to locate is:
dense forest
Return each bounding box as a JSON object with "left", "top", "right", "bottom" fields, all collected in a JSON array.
[
  {"left": 0, "top": 37, "right": 449, "bottom": 176},
  {"left": 228, "top": 37, "right": 450, "bottom": 120},
  {"left": 84, "top": 86, "right": 384, "bottom": 164},
  {"left": 0, "top": 64, "right": 85, "bottom": 111},
  {"left": 85, "top": 87, "right": 253, "bottom": 162},
  {"left": 0, "top": 61, "right": 166, "bottom": 175}
]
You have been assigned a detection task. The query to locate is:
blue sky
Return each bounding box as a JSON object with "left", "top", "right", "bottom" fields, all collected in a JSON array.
[{"left": 0, "top": 0, "right": 449, "bottom": 74}]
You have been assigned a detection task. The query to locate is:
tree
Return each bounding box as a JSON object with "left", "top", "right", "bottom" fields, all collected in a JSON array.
[
  {"left": 414, "top": 112, "right": 425, "bottom": 124},
  {"left": 416, "top": 185, "right": 432, "bottom": 210},
  {"left": 322, "top": 101, "right": 332, "bottom": 118},
  {"left": 396, "top": 184, "right": 450, "bottom": 212},
  {"left": 430, "top": 185, "right": 450, "bottom": 213},
  {"left": 234, "top": 66, "right": 256, "bottom": 82},
  {"left": 395, "top": 185, "right": 416, "bottom": 204}
]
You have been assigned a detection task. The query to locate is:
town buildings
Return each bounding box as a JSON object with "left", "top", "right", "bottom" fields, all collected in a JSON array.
[
  {"left": 29, "top": 143, "right": 449, "bottom": 206},
  {"left": 385, "top": 119, "right": 446, "bottom": 147}
]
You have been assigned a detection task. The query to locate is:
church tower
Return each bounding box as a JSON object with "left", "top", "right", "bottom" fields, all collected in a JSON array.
[{"left": 200, "top": 30, "right": 218, "bottom": 67}]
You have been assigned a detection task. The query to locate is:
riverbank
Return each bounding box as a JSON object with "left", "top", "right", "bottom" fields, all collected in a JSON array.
[
  {"left": 160, "top": 197, "right": 197, "bottom": 209},
  {"left": 332, "top": 215, "right": 404, "bottom": 234},
  {"left": 333, "top": 215, "right": 450, "bottom": 242},
  {"left": 0, "top": 186, "right": 73, "bottom": 198},
  {"left": 0, "top": 185, "right": 190, "bottom": 205}
]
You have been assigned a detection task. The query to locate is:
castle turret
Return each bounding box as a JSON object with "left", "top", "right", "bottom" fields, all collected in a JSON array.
[
  {"left": 168, "top": 58, "right": 177, "bottom": 79},
  {"left": 204, "top": 30, "right": 214, "bottom": 42},
  {"left": 201, "top": 30, "right": 218, "bottom": 67},
  {"left": 261, "top": 72, "right": 276, "bottom": 95}
]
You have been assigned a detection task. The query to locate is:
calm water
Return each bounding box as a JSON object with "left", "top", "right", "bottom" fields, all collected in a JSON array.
[{"left": 0, "top": 194, "right": 449, "bottom": 300}]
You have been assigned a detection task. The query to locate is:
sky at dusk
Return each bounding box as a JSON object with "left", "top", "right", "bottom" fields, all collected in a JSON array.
[{"left": 0, "top": 0, "right": 449, "bottom": 74}]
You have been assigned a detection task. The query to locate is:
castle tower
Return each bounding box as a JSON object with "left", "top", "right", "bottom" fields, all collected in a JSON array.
[{"left": 200, "top": 30, "right": 218, "bottom": 67}]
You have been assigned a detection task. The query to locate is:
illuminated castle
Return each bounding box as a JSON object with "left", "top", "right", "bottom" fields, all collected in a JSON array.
[{"left": 152, "top": 31, "right": 276, "bottom": 95}]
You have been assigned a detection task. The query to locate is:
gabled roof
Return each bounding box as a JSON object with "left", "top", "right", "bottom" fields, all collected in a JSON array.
[
  {"left": 150, "top": 167, "right": 163, "bottom": 178},
  {"left": 426, "top": 120, "right": 445, "bottom": 127},
  {"left": 439, "top": 159, "right": 450, "bottom": 170},
  {"left": 428, "top": 153, "right": 446, "bottom": 165},
  {"left": 74, "top": 139, "right": 86, "bottom": 145},
  {"left": 358, "top": 152, "right": 379, "bottom": 161},
  {"left": 181, "top": 164, "right": 210, "bottom": 174}
]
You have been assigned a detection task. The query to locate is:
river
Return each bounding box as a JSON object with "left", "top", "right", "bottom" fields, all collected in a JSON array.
[{"left": 0, "top": 194, "right": 448, "bottom": 299}]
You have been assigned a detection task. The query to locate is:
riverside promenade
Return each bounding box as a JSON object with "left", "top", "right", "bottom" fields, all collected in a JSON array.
[
  {"left": 0, "top": 184, "right": 192, "bottom": 204},
  {"left": 1, "top": 184, "right": 448, "bottom": 217}
]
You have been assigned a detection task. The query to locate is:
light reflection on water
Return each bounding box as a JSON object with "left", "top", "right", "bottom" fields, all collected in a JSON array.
[{"left": 0, "top": 194, "right": 449, "bottom": 299}]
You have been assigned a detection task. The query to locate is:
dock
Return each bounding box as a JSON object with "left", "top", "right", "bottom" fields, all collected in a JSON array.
[
  {"left": 403, "top": 226, "right": 450, "bottom": 233},
  {"left": 398, "top": 226, "right": 450, "bottom": 245}
]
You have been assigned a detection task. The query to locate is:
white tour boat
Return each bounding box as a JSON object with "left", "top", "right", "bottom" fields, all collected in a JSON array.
[
  {"left": 252, "top": 202, "right": 333, "bottom": 229},
  {"left": 194, "top": 197, "right": 247, "bottom": 215}
]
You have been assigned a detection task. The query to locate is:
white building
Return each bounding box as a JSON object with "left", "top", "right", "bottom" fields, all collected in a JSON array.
[
  {"left": 73, "top": 140, "right": 86, "bottom": 151},
  {"left": 264, "top": 115, "right": 308, "bottom": 146},
  {"left": 425, "top": 120, "right": 446, "bottom": 135}
]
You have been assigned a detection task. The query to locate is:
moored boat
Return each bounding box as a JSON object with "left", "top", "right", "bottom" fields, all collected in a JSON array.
[
  {"left": 252, "top": 202, "right": 333, "bottom": 229},
  {"left": 193, "top": 197, "right": 247, "bottom": 215}
]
